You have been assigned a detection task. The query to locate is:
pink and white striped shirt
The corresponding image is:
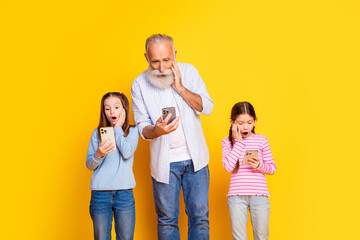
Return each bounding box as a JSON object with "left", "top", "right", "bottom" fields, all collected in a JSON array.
[{"left": 222, "top": 134, "right": 276, "bottom": 196}]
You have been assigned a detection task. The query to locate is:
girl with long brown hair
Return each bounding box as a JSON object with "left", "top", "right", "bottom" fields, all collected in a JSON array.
[{"left": 86, "top": 92, "right": 139, "bottom": 240}]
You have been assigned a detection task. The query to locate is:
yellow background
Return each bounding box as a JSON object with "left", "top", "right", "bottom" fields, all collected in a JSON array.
[{"left": 1, "top": 0, "right": 359, "bottom": 239}]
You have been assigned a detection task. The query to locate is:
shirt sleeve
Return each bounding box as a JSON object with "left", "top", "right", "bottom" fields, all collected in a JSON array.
[
  {"left": 256, "top": 138, "right": 277, "bottom": 175},
  {"left": 114, "top": 126, "right": 139, "bottom": 160},
  {"left": 185, "top": 64, "right": 213, "bottom": 116},
  {"left": 86, "top": 129, "right": 103, "bottom": 171},
  {"left": 131, "top": 79, "right": 154, "bottom": 140},
  {"left": 222, "top": 138, "right": 246, "bottom": 172}
]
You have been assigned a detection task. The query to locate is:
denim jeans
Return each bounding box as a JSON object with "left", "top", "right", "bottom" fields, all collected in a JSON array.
[
  {"left": 152, "top": 160, "right": 210, "bottom": 240},
  {"left": 89, "top": 189, "right": 135, "bottom": 240},
  {"left": 228, "top": 195, "right": 270, "bottom": 240}
]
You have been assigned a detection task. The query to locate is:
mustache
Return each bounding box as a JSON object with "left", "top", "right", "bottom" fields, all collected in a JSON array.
[
  {"left": 147, "top": 68, "right": 173, "bottom": 77},
  {"left": 146, "top": 67, "right": 174, "bottom": 89}
]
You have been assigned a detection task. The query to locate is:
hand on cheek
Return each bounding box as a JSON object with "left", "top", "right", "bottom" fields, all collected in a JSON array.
[
  {"left": 232, "top": 124, "right": 242, "bottom": 141},
  {"left": 115, "top": 109, "right": 126, "bottom": 128},
  {"left": 171, "top": 61, "right": 183, "bottom": 90}
]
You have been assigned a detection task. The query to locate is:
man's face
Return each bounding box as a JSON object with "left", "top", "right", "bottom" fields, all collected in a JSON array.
[
  {"left": 146, "top": 41, "right": 175, "bottom": 73},
  {"left": 145, "top": 40, "right": 176, "bottom": 89}
]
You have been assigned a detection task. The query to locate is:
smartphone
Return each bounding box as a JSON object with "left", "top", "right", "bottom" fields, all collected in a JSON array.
[
  {"left": 99, "top": 127, "right": 116, "bottom": 152},
  {"left": 162, "top": 107, "right": 176, "bottom": 124},
  {"left": 242, "top": 150, "right": 258, "bottom": 165}
]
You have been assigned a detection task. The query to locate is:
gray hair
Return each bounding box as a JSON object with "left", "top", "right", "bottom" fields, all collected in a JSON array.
[{"left": 145, "top": 34, "right": 175, "bottom": 55}]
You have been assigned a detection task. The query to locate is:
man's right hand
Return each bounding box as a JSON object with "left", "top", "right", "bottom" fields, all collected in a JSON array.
[{"left": 142, "top": 113, "right": 180, "bottom": 139}]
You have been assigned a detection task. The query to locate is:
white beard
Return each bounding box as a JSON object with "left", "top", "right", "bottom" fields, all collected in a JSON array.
[{"left": 146, "top": 68, "right": 174, "bottom": 89}]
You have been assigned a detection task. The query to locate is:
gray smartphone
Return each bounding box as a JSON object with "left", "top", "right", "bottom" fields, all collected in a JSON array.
[{"left": 162, "top": 107, "right": 176, "bottom": 124}]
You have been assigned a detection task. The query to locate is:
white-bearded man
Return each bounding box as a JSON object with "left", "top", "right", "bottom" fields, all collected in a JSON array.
[{"left": 131, "top": 34, "right": 213, "bottom": 240}]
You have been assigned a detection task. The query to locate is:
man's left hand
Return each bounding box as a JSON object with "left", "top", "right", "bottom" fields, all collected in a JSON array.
[
  {"left": 170, "top": 60, "right": 203, "bottom": 112},
  {"left": 171, "top": 61, "right": 184, "bottom": 92}
]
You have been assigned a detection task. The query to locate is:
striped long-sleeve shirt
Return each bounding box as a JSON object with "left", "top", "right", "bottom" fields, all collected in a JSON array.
[{"left": 222, "top": 134, "right": 276, "bottom": 196}]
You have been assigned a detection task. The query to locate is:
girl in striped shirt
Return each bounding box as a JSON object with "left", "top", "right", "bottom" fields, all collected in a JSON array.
[{"left": 222, "top": 102, "right": 276, "bottom": 240}]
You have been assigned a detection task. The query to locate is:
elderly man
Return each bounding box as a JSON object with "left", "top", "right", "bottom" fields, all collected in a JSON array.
[{"left": 131, "top": 34, "right": 213, "bottom": 240}]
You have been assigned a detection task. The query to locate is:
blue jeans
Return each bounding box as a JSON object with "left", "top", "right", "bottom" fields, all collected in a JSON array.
[
  {"left": 89, "top": 189, "right": 135, "bottom": 240},
  {"left": 152, "top": 160, "right": 210, "bottom": 240},
  {"left": 228, "top": 195, "right": 270, "bottom": 240}
]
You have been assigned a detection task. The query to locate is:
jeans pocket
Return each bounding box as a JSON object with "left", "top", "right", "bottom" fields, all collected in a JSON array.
[
  {"left": 90, "top": 191, "right": 112, "bottom": 215},
  {"left": 113, "top": 189, "right": 135, "bottom": 210}
]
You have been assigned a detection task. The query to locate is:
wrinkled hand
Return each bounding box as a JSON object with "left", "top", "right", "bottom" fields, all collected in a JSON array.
[
  {"left": 171, "top": 61, "right": 184, "bottom": 92},
  {"left": 232, "top": 123, "right": 242, "bottom": 141},
  {"left": 154, "top": 113, "right": 180, "bottom": 137},
  {"left": 96, "top": 139, "right": 114, "bottom": 158}
]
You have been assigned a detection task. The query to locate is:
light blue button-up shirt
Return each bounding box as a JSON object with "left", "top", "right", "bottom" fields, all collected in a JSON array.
[{"left": 131, "top": 62, "right": 213, "bottom": 184}]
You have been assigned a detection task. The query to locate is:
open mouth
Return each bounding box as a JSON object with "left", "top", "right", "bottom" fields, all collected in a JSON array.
[
  {"left": 242, "top": 132, "right": 249, "bottom": 137},
  {"left": 111, "top": 116, "right": 117, "bottom": 121}
]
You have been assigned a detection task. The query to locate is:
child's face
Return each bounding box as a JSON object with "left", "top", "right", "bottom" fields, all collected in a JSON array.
[
  {"left": 231, "top": 114, "right": 257, "bottom": 138},
  {"left": 104, "top": 97, "right": 124, "bottom": 126}
]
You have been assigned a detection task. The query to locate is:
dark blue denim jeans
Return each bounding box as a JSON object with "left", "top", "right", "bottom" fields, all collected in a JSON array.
[
  {"left": 89, "top": 189, "right": 135, "bottom": 240},
  {"left": 152, "top": 160, "right": 210, "bottom": 240}
]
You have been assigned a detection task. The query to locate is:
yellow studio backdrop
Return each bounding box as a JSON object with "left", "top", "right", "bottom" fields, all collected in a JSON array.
[{"left": 1, "top": 0, "right": 359, "bottom": 239}]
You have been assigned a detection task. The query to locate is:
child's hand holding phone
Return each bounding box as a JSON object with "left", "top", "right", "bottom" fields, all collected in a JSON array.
[
  {"left": 96, "top": 127, "right": 116, "bottom": 158},
  {"left": 246, "top": 156, "right": 260, "bottom": 169},
  {"left": 96, "top": 139, "right": 115, "bottom": 158},
  {"left": 242, "top": 150, "right": 259, "bottom": 168}
]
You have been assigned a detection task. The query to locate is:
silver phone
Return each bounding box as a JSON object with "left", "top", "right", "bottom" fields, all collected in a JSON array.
[{"left": 100, "top": 127, "right": 116, "bottom": 152}]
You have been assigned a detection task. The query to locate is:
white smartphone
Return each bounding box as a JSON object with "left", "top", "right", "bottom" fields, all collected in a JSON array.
[
  {"left": 162, "top": 107, "right": 176, "bottom": 124},
  {"left": 100, "top": 127, "right": 116, "bottom": 152},
  {"left": 242, "top": 150, "right": 258, "bottom": 165}
]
